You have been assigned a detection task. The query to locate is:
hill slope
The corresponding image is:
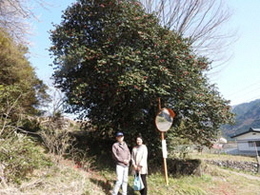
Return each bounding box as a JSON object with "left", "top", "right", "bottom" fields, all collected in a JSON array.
[
  {"left": 1, "top": 154, "right": 259, "bottom": 195},
  {"left": 221, "top": 99, "right": 260, "bottom": 138}
]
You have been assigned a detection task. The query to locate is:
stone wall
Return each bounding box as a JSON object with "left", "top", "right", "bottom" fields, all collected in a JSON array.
[{"left": 205, "top": 160, "right": 259, "bottom": 173}]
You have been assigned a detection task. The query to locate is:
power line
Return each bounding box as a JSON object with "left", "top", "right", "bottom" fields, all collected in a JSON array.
[{"left": 225, "top": 80, "right": 260, "bottom": 98}]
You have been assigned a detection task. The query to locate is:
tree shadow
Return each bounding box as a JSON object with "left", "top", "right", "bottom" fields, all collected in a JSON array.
[
  {"left": 89, "top": 177, "right": 136, "bottom": 195},
  {"left": 128, "top": 185, "right": 136, "bottom": 195},
  {"left": 89, "top": 177, "right": 113, "bottom": 194}
]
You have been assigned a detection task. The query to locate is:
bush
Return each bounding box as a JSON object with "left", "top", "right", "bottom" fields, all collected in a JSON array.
[
  {"left": 168, "top": 158, "right": 202, "bottom": 177},
  {"left": 0, "top": 133, "right": 52, "bottom": 184}
]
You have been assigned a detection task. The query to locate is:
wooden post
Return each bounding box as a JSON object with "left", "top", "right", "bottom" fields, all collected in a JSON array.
[
  {"left": 161, "top": 132, "right": 169, "bottom": 185},
  {"left": 156, "top": 97, "right": 171, "bottom": 185},
  {"left": 158, "top": 97, "right": 161, "bottom": 111}
]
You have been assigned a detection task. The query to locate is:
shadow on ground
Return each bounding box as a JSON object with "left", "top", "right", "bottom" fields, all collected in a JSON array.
[{"left": 89, "top": 178, "right": 136, "bottom": 195}]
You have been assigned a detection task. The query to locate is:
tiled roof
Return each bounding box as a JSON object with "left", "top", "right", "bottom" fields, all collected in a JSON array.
[{"left": 230, "top": 127, "right": 260, "bottom": 138}]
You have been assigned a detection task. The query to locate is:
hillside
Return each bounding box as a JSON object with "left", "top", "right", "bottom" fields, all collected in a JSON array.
[
  {"left": 1, "top": 153, "right": 260, "bottom": 195},
  {"left": 221, "top": 99, "right": 260, "bottom": 138}
]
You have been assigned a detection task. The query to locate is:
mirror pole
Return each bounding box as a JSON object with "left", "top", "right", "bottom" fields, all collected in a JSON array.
[
  {"left": 156, "top": 98, "right": 172, "bottom": 185},
  {"left": 161, "top": 132, "right": 169, "bottom": 185},
  {"left": 157, "top": 97, "right": 161, "bottom": 110}
]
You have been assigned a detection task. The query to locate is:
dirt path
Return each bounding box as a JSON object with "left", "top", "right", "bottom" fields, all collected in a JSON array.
[{"left": 221, "top": 168, "right": 260, "bottom": 181}]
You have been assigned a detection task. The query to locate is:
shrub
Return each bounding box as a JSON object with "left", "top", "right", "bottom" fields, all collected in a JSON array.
[
  {"left": 0, "top": 133, "right": 52, "bottom": 184},
  {"left": 168, "top": 158, "right": 202, "bottom": 177}
]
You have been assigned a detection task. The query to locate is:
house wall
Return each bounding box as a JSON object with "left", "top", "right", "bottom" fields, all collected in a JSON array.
[
  {"left": 236, "top": 133, "right": 260, "bottom": 140},
  {"left": 235, "top": 132, "right": 260, "bottom": 152}
]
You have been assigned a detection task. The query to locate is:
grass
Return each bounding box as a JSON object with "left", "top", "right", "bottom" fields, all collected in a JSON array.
[
  {"left": 189, "top": 152, "right": 257, "bottom": 162},
  {"left": 95, "top": 154, "right": 260, "bottom": 195},
  {"left": 144, "top": 163, "right": 260, "bottom": 195},
  {"left": 1, "top": 153, "right": 260, "bottom": 195}
]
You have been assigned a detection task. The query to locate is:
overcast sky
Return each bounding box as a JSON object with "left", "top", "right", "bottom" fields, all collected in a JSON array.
[{"left": 28, "top": 0, "right": 260, "bottom": 106}]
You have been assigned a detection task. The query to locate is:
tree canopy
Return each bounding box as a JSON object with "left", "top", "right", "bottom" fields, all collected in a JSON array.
[
  {"left": 49, "top": 0, "right": 234, "bottom": 156},
  {"left": 0, "top": 29, "right": 49, "bottom": 117}
]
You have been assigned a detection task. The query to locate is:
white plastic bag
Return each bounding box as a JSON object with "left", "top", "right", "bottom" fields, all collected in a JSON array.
[{"left": 133, "top": 173, "right": 144, "bottom": 191}]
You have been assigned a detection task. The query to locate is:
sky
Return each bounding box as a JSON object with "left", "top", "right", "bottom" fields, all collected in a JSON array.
[{"left": 28, "top": 0, "right": 260, "bottom": 106}]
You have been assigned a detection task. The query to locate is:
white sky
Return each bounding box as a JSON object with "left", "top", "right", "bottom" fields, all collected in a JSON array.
[{"left": 28, "top": 0, "right": 260, "bottom": 106}]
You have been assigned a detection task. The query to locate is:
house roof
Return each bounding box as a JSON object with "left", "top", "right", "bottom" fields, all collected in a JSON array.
[{"left": 231, "top": 127, "right": 260, "bottom": 138}]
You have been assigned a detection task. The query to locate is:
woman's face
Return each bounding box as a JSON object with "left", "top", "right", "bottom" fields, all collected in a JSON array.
[{"left": 136, "top": 137, "right": 143, "bottom": 146}]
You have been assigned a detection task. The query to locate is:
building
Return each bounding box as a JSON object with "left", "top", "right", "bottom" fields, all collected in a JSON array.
[{"left": 231, "top": 127, "right": 260, "bottom": 154}]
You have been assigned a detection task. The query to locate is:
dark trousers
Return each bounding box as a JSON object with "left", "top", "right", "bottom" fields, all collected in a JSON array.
[{"left": 140, "top": 174, "right": 147, "bottom": 195}]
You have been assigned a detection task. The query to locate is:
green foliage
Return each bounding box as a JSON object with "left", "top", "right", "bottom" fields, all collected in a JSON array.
[
  {"left": 167, "top": 158, "right": 202, "bottom": 177},
  {"left": 158, "top": 132, "right": 194, "bottom": 160},
  {"left": 49, "top": 0, "right": 234, "bottom": 158},
  {"left": 0, "top": 29, "right": 49, "bottom": 117},
  {"left": 0, "top": 133, "right": 52, "bottom": 184},
  {"left": 21, "top": 117, "right": 41, "bottom": 133}
]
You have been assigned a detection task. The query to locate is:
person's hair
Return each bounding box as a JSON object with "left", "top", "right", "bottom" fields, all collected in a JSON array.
[{"left": 136, "top": 134, "right": 144, "bottom": 143}]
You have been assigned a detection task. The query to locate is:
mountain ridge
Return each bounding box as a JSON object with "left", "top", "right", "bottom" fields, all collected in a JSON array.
[{"left": 221, "top": 99, "right": 260, "bottom": 139}]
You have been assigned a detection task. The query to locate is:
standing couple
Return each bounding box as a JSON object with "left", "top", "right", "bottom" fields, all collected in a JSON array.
[{"left": 111, "top": 132, "right": 148, "bottom": 195}]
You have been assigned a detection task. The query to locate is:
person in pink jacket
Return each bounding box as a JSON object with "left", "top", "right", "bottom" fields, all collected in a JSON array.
[
  {"left": 111, "top": 132, "right": 131, "bottom": 195},
  {"left": 131, "top": 135, "right": 148, "bottom": 195}
]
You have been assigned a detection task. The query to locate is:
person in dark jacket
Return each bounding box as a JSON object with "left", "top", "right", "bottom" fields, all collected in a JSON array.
[{"left": 111, "top": 132, "right": 131, "bottom": 195}]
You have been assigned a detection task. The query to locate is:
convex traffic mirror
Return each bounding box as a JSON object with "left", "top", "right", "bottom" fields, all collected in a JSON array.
[{"left": 155, "top": 108, "right": 176, "bottom": 132}]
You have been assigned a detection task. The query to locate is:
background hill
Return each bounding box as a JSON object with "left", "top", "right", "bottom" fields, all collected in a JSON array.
[{"left": 221, "top": 99, "right": 260, "bottom": 139}]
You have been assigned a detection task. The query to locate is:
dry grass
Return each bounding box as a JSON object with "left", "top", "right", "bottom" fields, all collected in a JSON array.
[
  {"left": 200, "top": 164, "right": 260, "bottom": 195},
  {"left": 1, "top": 153, "right": 260, "bottom": 195},
  {"left": 0, "top": 165, "right": 90, "bottom": 195}
]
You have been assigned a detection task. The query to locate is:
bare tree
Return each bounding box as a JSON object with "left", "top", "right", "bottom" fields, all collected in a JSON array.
[
  {"left": 140, "top": 0, "right": 236, "bottom": 68},
  {"left": 45, "top": 87, "right": 66, "bottom": 118},
  {"left": 0, "top": 0, "right": 46, "bottom": 43}
]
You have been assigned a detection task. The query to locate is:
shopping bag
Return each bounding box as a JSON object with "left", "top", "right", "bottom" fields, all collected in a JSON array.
[{"left": 133, "top": 173, "right": 144, "bottom": 191}]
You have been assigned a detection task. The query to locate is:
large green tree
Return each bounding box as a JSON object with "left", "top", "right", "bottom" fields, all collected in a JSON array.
[
  {"left": 0, "top": 30, "right": 49, "bottom": 117},
  {"left": 49, "top": 0, "right": 233, "bottom": 156}
]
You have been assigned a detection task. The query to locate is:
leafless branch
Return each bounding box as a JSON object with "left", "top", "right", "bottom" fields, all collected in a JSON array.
[
  {"left": 0, "top": 0, "right": 47, "bottom": 44},
  {"left": 140, "top": 0, "right": 236, "bottom": 69}
]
